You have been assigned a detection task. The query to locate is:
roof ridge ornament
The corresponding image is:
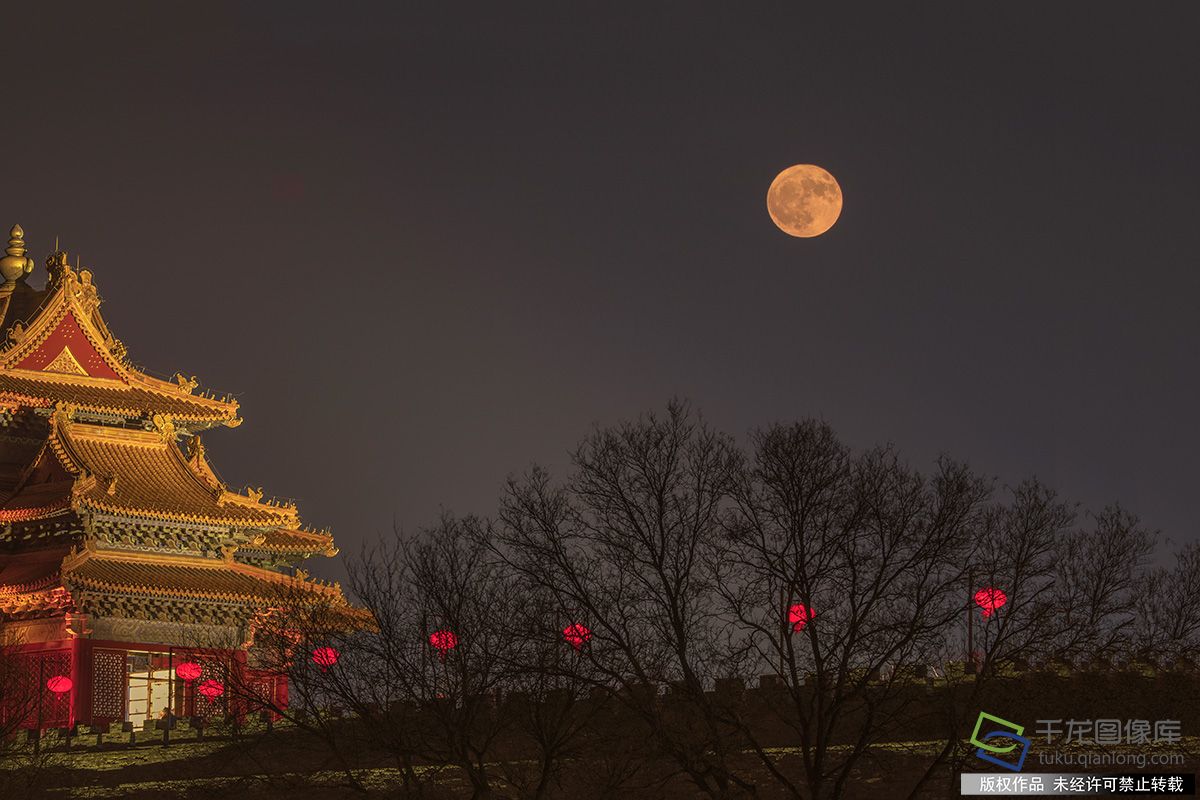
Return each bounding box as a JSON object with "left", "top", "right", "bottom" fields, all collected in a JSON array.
[
  {"left": 0, "top": 224, "right": 35, "bottom": 286},
  {"left": 151, "top": 413, "right": 176, "bottom": 441},
  {"left": 46, "top": 248, "right": 68, "bottom": 285},
  {"left": 174, "top": 373, "right": 199, "bottom": 394}
]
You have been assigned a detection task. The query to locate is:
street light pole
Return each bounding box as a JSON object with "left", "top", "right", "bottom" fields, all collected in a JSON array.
[
  {"left": 35, "top": 656, "right": 43, "bottom": 755},
  {"left": 966, "top": 565, "right": 974, "bottom": 674},
  {"left": 163, "top": 647, "right": 173, "bottom": 747},
  {"left": 779, "top": 584, "right": 787, "bottom": 679}
]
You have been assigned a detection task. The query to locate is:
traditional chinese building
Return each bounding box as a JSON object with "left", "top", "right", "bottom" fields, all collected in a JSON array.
[{"left": 0, "top": 224, "right": 346, "bottom": 730}]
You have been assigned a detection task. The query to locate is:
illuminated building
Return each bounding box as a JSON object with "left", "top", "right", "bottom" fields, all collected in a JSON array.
[{"left": 0, "top": 225, "right": 345, "bottom": 729}]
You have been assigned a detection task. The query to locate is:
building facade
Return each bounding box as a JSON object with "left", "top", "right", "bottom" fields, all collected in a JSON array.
[{"left": 0, "top": 224, "right": 346, "bottom": 730}]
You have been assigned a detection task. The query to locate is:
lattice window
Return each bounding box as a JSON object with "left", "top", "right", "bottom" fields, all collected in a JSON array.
[
  {"left": 196, "top": 658, "right": 229, "bottom": 719},
  {"left": 44, "top": 652, "right": 71, "bottom": 727},
  {"left": 17, "top": 651, "right": 74, "bottom": 728},
  {"left": 245, "top": 677, "right": 273, "bottom": 713},
  {"left": 92, "top": 649, "right": 125, "bottom": 720}
]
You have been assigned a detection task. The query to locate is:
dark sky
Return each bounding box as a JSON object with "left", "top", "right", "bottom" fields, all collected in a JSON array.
[{"left": 5, "top": 4, "right": 1197, "bottom": 581}]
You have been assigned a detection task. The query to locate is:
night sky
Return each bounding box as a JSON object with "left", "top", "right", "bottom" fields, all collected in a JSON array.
[{"left": 5, "top": 4, "right": 1197, "bottom": 582}]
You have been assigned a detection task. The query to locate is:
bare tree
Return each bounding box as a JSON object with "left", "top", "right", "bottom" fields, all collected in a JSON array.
[
  {"left": 204, "top": 404, "right": 1178, "bottom": 800},
  {"left": 495, "top": 401, "right": 752, "bottom": 799},
  {"left": 718, "top": 420, "right": 989, "bottom": 800},
  {"left": 912, "top": 485, "right": 1157, "bottom": 794},
  {"left": 1133, "top": 541, "right": 1200, "bottom": 664},
  {"left": 344, "top": 513, "right": 518, "bottom": 800},
  {"left": 486, "top": 585, "right": 608, "bottom": 800},
  {"left": 202, "top": 586, "right": 373, "bottom": 794},
  {"left": 0, "top": 637, "right": 35, "bottom": 753}
]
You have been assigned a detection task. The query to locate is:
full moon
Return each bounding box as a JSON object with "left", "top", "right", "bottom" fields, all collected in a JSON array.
[{"left": 766, "top": 164, "right": 843, "bottom": 238}]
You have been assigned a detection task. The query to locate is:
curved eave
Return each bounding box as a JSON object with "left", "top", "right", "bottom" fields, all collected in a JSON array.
[
  {"left": 0, "top": 378, "right": 239, "bottom": 432},
  {"left": 62, "top": 548, "right": 347, "bottom": 607},
  {"left": 75, "top": 495, "right": 297, "bottom": 530},
  {"left": 0, "top": 498, "right": 73, "bottom": 523},
  {"left": 246, "top": 528, "right": 339, "bottom": 558}
]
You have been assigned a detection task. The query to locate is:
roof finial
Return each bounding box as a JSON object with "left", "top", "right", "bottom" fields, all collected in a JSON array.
[
  {"left": 0, "top": 224, "right": 35, "bottom": 285},
  {"left": 46, "top": 235, "right": 69, "bottom": 284}
]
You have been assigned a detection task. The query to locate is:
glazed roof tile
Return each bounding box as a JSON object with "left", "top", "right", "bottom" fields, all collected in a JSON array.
[
  {"left": 64, "top": 550, "right": 343, "bottom": 605},
  {"left": 64, "top": 422, "right": 296, "bottom": 527},
  {"left": 0, "top": 371, "right": 239, "bottom": 423},
  {"left": 0, "top": 417, "right": 298, "bottom": 528},
  {"left": 251, "top": 527, "right": 338, "bottom": 556}
]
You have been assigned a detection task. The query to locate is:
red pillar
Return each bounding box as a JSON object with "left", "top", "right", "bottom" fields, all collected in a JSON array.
[
  {"left": 69, "top": 638, "right": 93, "bottom": 729},
  {"left": 276, "top": 674, "right": 288, "bottom": 718},
  {"left": 231, "top": 650, "right": 248, "bottom": 721}
]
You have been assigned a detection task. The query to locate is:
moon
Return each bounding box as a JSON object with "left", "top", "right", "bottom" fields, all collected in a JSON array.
[{"left": 766, "top": 164, "right": 843, "bottom": 238}]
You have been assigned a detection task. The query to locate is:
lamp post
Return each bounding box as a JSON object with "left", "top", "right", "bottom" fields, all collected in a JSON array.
[
  {"left": 163, "top": 647, "right": 173, "bottom": 747},
  {"left": 35, "top": 656, "right": 43, "bottom": 755},
  {"left": 966, "top": 566, "right": 974, "bottom": 675},
  {"left": 779, "top": 586, "right": 787, "bottom": 678}
]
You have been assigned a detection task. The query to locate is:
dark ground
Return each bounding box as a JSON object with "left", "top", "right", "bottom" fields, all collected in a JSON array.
[{"left": 5, "top": 725, "right": 1196, "bottom": 800}]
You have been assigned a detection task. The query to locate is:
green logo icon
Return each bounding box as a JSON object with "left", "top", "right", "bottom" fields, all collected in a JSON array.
[
  {"left": 971, "top": 711, "right": 1031, "bottom": 771},
  {"left": 970, "top": 711, "right": 1024, "bottom": 753}
]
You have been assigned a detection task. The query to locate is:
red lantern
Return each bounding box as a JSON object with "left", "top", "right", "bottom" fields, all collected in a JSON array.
[
  {"left": 312, "top": 646, "right": 339, "bottom": 670},
  {"left": 429, "top": 629, "right": 457, "bottom": 661},
  {"left": 46, "top": 675, "right": 72, "bottom": 693},
  {"left": 974, "top": 587, "right": 1007, "bottom": 618},
  {"left": 788, "top": 603, "right": 815, "bottom": 633},
  {"left": 562, "top": 623, "right": 591, "bottom": 651},
  {"left": 176, "top": 662, "right": 202, "bottom": 682},
  {"left": 198, "top": 679, "right": 224, "bottom": 700}
]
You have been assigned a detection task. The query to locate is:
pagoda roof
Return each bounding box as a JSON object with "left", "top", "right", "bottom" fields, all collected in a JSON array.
[
  {"left": 0, "top": 413, "right": 299, "bottom": 528},
  {"left": 0, "top": 236, "right": 240, "bottom": 431},
  {"left": 0, "top": 226, "right": 347, "bottom": 624},
  {"left": 61, "top": 546, "right": 345, "bottom": 606}
]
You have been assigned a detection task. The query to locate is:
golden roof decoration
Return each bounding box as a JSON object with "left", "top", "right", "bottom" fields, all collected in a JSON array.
[
  {"left": 173, "top": 373, "right": 199, "bottom": 394},
  {"left": 43, "top": 344, "right": 88, "bottom": 376},
  {"left": 0, "top": 225, "right": 35, "bottom": 285},
  {"left": 151, "top": 413, "right": 176, "bottom": 441},
  {"left": 0, "top": 230, "right": 240, "bottom": 431},
  {"left": 184, "top": 435, "right": 225, "bottom": 492}
]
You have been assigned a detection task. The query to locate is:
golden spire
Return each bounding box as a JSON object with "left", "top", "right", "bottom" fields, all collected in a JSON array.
[{"left": 0, "top": 224, "right": 35, "bottom": 286}]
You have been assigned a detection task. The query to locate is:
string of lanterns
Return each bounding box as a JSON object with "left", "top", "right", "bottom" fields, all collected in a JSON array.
[{"left": 149, "top": 589, "right": 1005, "bottom": 695}]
